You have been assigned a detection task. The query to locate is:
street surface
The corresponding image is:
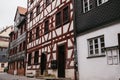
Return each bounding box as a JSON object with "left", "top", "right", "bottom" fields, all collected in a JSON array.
[{"left": 0, "top": 73, "right": 44, "bottom": 80}]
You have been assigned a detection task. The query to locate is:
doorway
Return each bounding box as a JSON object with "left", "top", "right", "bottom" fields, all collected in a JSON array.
[
  {"left": 40, "top": 53, "right": 46, "bottom": 75},
  {"left": 57, "top": 44, "right": 66, "bottom": 78}
]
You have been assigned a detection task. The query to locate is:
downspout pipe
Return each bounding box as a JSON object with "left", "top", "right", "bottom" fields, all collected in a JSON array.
[{"left": 72, "top": 0, "right": 79, "bottom": 80}]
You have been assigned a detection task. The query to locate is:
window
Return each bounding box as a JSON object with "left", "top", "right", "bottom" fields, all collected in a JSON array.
[
  {"left": 30, "top": 0, "right": 34, "bottom": 4},
  {"left": 56, "top": 12, "right": 62, "bottom": 28},
  {"left": 23, "top": 41, "right": 26, "bottom": 50},
  {"left": 83, "top": 0, "right": 93, "bottom": 13},
  {"left": 88, "top": 36, "right": 105, "bottom": 57},
  {"left": 1, "top": 63, "right": 4, "bottom": 68},
  {"left": 97, "top": 0, "right": 108, "bottom": 6},
  {"left": 30, "top": 12, "right": 33, "bottom": 21},
  {"left": 28, "top": 53, "right": 32, "bottom": 66},
  {"left": 46, "top": 0, "right": 51, "bottom": 6},
  {"left": 29, "top": 31, "right": 32, "bottom": 42},
  {"left": 20, "top": 26, "right": 23, "bottom": 35},
  {"left": 34, "top": 51, "right": 39, "bottom": 65},
  {"left": 36, "top": 26, "right": 39, "bottom": 39},
  {"left": 24, "top": 24, "right": 26, "bottom": 31},
  {"left": 36, "top": 5, "right": 40, "bottom": 16},
  {"left": 44, "top": 20, "right": 49, "bottom": 34},
  {"left": 55, "top": 6, "right": 70, "bottom": 28},
  {"left": 63, "top": 6, "right": 70, "bottom": 24}
]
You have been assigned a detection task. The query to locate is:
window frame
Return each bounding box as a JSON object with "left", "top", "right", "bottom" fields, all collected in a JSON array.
[
  {"left": 36, "top": 26, "right": 40, "bottom": 39},
  {"left": 34, "top": 51, "right": 39, "bottom": 65},
  {"left": 28, "top": 53, "right": 32, "bottom": 66},
  {"left": 56, "top": 11, "right": 62, "bottom": 28},
  {"left": 1, "top": 63, "right": 4, "bottom": 68},
  {"left": 63, "top": 6, "right": 70, "bottom": 24},
  {"left": 87, "top": 35, "right": 105, "bottom": 57},
  {"left": 45, "top": 0, "right": 54, "bottom": 7},
  {"left": 55, "top": 5, "right": 70, "bottom": 28},
  {"left": 36, "top": 5, "right": 40, "bottom": 16},
  {"left": 44, "top": 20, "right": 49, "bottom": 34},
  {"left": 83, "top": 0, "right": 93, "bottom": 13},
  {"left": 29, "top": 31, "right": 32, "bottom": 42},
  {"left": 30, "top": 11, "right": 33, "bottom": 21},
  {"left": 30, "top": 0, "right": 34, "bottom": 4},
  {"left": 97, "top": 0, "right": 109, "bottom": 6}
]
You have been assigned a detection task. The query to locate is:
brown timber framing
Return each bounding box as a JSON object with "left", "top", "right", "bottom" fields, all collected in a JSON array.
[
  {"left": 27, "top": 0, "right": 75, "bottom": 79},
  {"left": 27, "top": 0, "right": 72, "bottom": 28}
]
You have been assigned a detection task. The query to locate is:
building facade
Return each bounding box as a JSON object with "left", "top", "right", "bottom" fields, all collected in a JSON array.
[
  {"left": 75, "top": 0, "right": 120, "bottom": 80},
  {"left": 0, "top": 26, "right": 13, "bottom": 72},
  {"left": 8, "top": 6, "right": 27, "bottom": 75},
  {"left": 26, "top": 0, "right": 75, "bottom": 79}
]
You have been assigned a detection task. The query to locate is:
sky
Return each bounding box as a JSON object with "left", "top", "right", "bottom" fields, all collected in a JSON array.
[{"left": 0, "top": 0, "right": 27, "bottom": 29}]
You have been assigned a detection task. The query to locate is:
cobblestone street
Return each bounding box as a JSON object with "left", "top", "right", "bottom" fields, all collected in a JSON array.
[{"left": 0, "top": 73, "right": 44, "bottom": 80}]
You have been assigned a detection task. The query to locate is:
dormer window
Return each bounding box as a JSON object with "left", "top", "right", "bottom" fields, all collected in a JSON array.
[
  {"left": 83, "top": 0, "right": 93, "bottom": 13},
  {"left": 97, "top": 0, "right": 109, "bottom": 6}
]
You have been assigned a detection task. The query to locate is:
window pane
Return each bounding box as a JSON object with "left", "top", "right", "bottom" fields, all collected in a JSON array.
[
  {"left": 101, "top": 43, "right": 105, "bottom": 47},
  {"left": 34, "top": 51, "right": 39, "bottom": 65},
  {"left": 100, "top": 37, "right": 104, "bottom": 42},
  {"left": 44, "top": 20, "right": 49, "bottom": 34},
  {"left": 90, "top": 50, "right": 93, "bottom": 55},
  {"left": 95, "top": 44, "right": 98, "bottom": 48},
  {"left": 28, "top": 53, "right": 31, "bottom": 66},
  {"left": 94, "top": 39, "right": 98, "bottom": 44},
  {"left": 98, "top": 0, "right": 102, "bottom": 5},
  {"left": 56, "top": 12, "right": 62, "bottom": 27},
  {"left": 90, "top": 45, "right": 93, "bottom": 50},
  {"left": 29, "top": 31, "right": 32, "bottom": 42},
  {"left": 95, "top": 49, "right": 99, "bottom": 54},
  {"left": 30, "top": 12, "right": 33, "bottom": 21},
  {"left": 36, "top": 5, "right": 40, "bottom": 16},
  {"left": 89, "top": 40, "right": 93, "bottom": 45},
  {"left": 36, "top": 27, "right": 39, "bottom": 39},
  {"left": 63, "top": 6, "right": 69, "bottom": 24},
  {"left": 46, "top": 0, "right": 51, "bottom": 6}
]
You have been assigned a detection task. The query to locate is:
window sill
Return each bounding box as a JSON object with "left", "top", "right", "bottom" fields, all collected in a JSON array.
[{"left": 87, "top": 55, "right": 106, "bottom": 59}]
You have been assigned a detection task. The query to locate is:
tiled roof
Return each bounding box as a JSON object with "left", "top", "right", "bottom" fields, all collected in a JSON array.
[{"left": 17, "top": 6, "right": 27, "bottom": 15}]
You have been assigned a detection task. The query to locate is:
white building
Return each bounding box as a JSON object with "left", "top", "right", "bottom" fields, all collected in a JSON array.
[{"left": 75, "top": 0, "right": 120, "bottom": 80}]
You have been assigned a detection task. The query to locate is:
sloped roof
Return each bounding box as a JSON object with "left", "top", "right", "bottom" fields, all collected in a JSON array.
[
  {"left": 14, "top": 6, "right": 27, "bottom": 21},
  {"left": 0, "top": 26, "right": 13, "bottom": 35},
  {"left": 17, "top": 6, "right": 27, "bottom": 15}
]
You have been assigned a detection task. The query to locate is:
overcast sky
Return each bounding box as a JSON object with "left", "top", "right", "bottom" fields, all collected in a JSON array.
[{"left": 0, "top": 0, "right": 27, "bottom": 29}]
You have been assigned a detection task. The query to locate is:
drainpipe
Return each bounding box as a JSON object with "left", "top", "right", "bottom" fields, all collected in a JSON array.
[{"left": 72, "top": 0, "right": 79, "bottom": 80}]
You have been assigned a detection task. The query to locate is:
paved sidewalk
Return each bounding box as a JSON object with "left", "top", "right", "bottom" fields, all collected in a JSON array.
[{"left": 0, "top": 73, "right": 44, "bottom": 80}]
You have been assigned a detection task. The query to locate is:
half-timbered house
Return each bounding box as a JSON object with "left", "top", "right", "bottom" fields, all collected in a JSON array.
[
  {"left": 26, "top": 0, "right": 75, "bottom": 79},
  {"left": 8, "top": 6, "right": 27, "bottom": 75}
]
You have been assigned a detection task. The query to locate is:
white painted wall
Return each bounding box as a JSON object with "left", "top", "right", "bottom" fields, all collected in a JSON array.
[
  {"left": 77, "top": 22, "right": 120, "bottom": 80},
  {"left": 0, "top": 62, "right": 8, "bottom": 72}
]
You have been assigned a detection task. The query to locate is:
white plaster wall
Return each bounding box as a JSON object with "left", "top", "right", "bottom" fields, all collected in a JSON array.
[
  {"left": 0, "top": 62, "right": 8, "bottom": 72},
  {"left": 77, "top": 22, "right": 120, "bottom": 80}
]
